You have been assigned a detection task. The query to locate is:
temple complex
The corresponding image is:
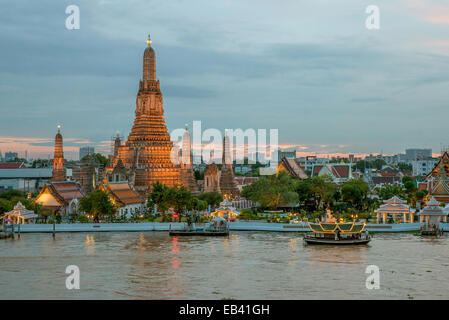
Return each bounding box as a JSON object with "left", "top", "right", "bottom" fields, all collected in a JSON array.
[
  {"left": 276, "top": 157, "right": 308, "bottom": 179},
  {"left": 418, "top": 152, "right": 449, "bottom": 203},
  {"left": 51, "top": 125, "right": 65, "bottom": 182},
  {"left": 33, "top": 181, "right": 85, "bottom": 217},
  {"left": 180, "top": 125, "right": 199, "bottom": 195},
  {"left": 111, "top": 34, "right": 197, "bottom": 195},
  {"left": 219, "top": 134, "right": 240, "bottom": 199},
  {"left": 202, "top": 134, "right": 240, "bottom": 199}
]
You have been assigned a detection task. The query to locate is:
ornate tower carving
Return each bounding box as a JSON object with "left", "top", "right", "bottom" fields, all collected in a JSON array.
[
  {"left": 114, "top": 34, "right": 181, "bottom": 194},
  {"left": 180, "top": 124, "right": 199, "bottom": 195},
  {"left": 219, "top": 133, "right": 240, "bottom": 199},
  {"left": 51, "top": 125, "right": 65, "bottom": 182}
]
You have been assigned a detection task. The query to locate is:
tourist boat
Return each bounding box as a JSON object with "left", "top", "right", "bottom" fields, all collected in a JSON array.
[
  {"left": 169, "top": 216, "right": 229, "bottom": 237},
  {"left": 304, "top": 222, "right": 371, "bottom": 245}
]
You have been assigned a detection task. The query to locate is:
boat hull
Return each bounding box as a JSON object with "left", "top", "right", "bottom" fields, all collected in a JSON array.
[{"left": 304, "top": 237, "right": 371, "bottom": 245}]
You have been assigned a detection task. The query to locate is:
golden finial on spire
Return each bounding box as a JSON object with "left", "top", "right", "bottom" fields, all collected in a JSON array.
[
  {"left": 185, "top": 123, "right": 189, "bottom": 130},
  {"left": 147, "top": 34, "right": 152, "bottom": 46},
  {"left": 57, "top": 125, "right": 61, "bottom": 133}
]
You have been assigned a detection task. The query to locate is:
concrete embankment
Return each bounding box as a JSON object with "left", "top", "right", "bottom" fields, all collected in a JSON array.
[{"left": 8, "top": 221, "right": 448, "bottom": 233}]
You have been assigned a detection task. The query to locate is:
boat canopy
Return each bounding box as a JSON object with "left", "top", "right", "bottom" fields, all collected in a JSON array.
[{"left": 308, "top": 222, "right": 366, "bottom": 234}]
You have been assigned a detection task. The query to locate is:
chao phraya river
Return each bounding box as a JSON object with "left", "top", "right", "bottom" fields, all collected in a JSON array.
[{"left": 0, "top": 232, "right": 448, "bottom": 299}]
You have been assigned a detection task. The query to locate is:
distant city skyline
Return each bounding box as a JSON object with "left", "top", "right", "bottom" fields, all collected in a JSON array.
[{"left": 2, "top": 1, "right": 449, "bottom": 159}]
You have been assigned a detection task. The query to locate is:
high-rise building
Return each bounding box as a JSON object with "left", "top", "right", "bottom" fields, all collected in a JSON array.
[
  {"left": 51, "top": 125, "right": 66, "bottom": 182},
  {"left": 404, "top": 148, "right": 432, "bottom": 160},
  {"left": 4, "top": 152, "right": 18, "bottom": 162},
  {"left": 79, "top": 146, "right": 95, "bottom": 161}
]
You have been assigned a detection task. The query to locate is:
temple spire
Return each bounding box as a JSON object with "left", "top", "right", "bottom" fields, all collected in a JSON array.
[
  {"left": 51, "top": 125, "right": 65, "bottom": 182},
  {"left": 143, "top": 33, "right": 156, "bottom": 81}
]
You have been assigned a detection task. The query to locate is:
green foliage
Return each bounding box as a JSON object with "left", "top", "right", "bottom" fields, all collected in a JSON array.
[
  {"left": 194, "top": 170, "right": 204, "bottom": 181},
  {"left": 341, "top": 179, "right": 369, "bottom": 209},
  {"left": 398, "top": 162, "right": 412, "bottom": 172},
  {"left": 375, "top": 184, "right": 405, "bottom": 200},
  {"left": 81, "top": 153, "right": 109, "bottom": 168},
  {"left": 198, "top": 192, "right": 223, "bottom": 207},
  {"left": 77, "top": 214, "right": 89, "bottom": 223},
  {"left": 0, "top": 190, "right": 25, "bottom": 200},
  {"left": 308, "top": 175, "right": 338, "bottom": 210},
  {"left": 148, "top": 182, "right": 197, "bottom": 221},
  {"left": 0, "top": 198, "right": 13, "bottom": 214},
  {"left": 191, "top": 198, "right": 208, "bottom": 211},
  {"left": 79, "top": 190, "right": 115, "bottom": 222},
  {"left": 241, "top": 171, "right": 298, "bottom": 208}
]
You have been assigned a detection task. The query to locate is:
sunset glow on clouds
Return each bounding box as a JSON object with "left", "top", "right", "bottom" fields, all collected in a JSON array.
[{"left": 1, "top": 0, "right": 449, "bottom": 158}]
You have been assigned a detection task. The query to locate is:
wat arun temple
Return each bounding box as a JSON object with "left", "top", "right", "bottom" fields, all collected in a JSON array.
[{"left": 108, "top": 35, "right": 199, "bottom": 195}]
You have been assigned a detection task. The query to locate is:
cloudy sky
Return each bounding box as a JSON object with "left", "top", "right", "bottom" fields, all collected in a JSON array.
[{"left": 1, "top": 0, "right": 449, "bottom": 160}]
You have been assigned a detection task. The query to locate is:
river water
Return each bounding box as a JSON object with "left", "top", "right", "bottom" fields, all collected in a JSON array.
[{"left": 0, "top": 232, "right": 447, "bottom": 299}]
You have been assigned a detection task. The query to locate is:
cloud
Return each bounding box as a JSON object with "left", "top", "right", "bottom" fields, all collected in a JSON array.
[{"left": 1, "top": 0, "right": 449, "bottom": 157}]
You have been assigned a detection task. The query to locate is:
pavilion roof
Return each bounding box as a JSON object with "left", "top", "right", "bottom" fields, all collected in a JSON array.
[
  {"left": 417, "top": 197, "right": 446, "bottom": 216},
  {"left": 308, "top": 222, "right": 366, "bottom": 234},
  {"left": 3, "top": 201, "right": 37, "bottom": 219},
  {"left": 383, "top": 196, "right": 407, "bottom": 204}
]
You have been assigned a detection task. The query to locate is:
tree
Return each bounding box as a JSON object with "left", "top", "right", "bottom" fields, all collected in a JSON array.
[
  {"left": 198, "top": 192, "right": 223, "bottom": 207},
  {"left": 79, "top": 190, "right": 115, "bottom": 222},
  {"left": 191, "top": 198, "right": 208, "bottom": 212},
  {"left": 241, "top": 171, "right": 298, "bottom": 208},
  {"left": 0, "top": 198, "right": 12, "bottom": 215},
  {"left": 375, "top": 184, "right": 405, "bottom": 200},
  {"left": 167, "top": 185, "right": 193, "bottom": 221},
  {"left": 149, "top": 181, "right": 170, "bottom": 219},
  {"left": 341, "top": 179, "right": 369, "bottom": 209},
  {"left": 309, "top": 175, "right": 337, "bottom": 210},
  {"left": 398, "top": 162, "right": 412, "bottom": 172},
  {"left": 82, "top": 153, "right": 109, "bottom": 168}
]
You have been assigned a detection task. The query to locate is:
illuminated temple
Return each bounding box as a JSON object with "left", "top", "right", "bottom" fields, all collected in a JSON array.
[
  {"left": 419, "top": 151, "right": 449, "bottom": 203},
  {"left": 111, "top": 35, "right": 196, "bottom": 195}
]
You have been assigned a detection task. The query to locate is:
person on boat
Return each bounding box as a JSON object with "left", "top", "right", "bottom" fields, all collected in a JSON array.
[
  {"left": 335, "top": 229, "right": 340, "bottom": 240},
  {"left": 364, "top": 228, "right": 369, "bottom": 240}
]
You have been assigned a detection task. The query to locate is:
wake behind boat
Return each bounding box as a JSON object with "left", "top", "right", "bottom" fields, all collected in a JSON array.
[{"left": 304, "top": 222, "right": 371, "bottom": 245}]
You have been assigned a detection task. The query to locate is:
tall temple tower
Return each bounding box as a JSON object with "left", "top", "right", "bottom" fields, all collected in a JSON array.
[
  {"left": 51, "top": 125, "right": 66, "bottom": 182},
  {"left": 180, "top": 124, "right": 199, "bottom": 195},
  {"left": 114, "top": 34, "right": 196, "bottom": 194},
  {"left": 219, "top": 133, "right": 240, "bottom": 199}
]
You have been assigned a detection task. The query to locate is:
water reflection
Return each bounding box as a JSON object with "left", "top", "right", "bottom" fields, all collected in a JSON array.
[{"left": 0, "top": 232, "right": 448, "bottom": 299}]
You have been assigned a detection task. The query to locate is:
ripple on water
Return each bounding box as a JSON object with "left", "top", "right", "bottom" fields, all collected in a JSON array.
[{"left": 0, "top": 232, "right": 449, "bottom": 299}]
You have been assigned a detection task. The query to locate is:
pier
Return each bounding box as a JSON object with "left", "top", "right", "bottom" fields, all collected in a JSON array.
[{"left": 3, "top": 221, "right": 448, "bottom": 234}]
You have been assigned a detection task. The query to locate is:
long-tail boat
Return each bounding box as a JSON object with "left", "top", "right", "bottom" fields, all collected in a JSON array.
[{"left": 304, "top": 222, "right": 371, "bottom": 245}]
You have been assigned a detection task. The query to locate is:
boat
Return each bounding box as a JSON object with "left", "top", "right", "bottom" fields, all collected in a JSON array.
[
  {"left": 304, "top": 222, "right": 371, "bottom": 245},
  {"left": 169, "top": 216, "right": 229, "bottom": 237}
]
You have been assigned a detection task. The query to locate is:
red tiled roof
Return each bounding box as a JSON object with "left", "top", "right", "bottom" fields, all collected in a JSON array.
[
  {"left": 313, "top": 165, "right": 323, "bottom": 175},
  {"left": 0, "top": 162, "right": 24, "bottom": 169},
  {"left": 105, "top": 182, "right": 144, "bottom": 206},
  {"left": 331, "top": 166, "right": 349, "bottom": 178},
  {"left": 50, "top": 181, "right": 86, "bottom": 203},
  {"left": 234, "top": 176, "right": 259, "bottom": 185}
]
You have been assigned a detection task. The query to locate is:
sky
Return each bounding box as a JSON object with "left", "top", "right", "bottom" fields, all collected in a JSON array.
[{"left": 1, "top": 0, "right": 449, "bottom": 160}]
